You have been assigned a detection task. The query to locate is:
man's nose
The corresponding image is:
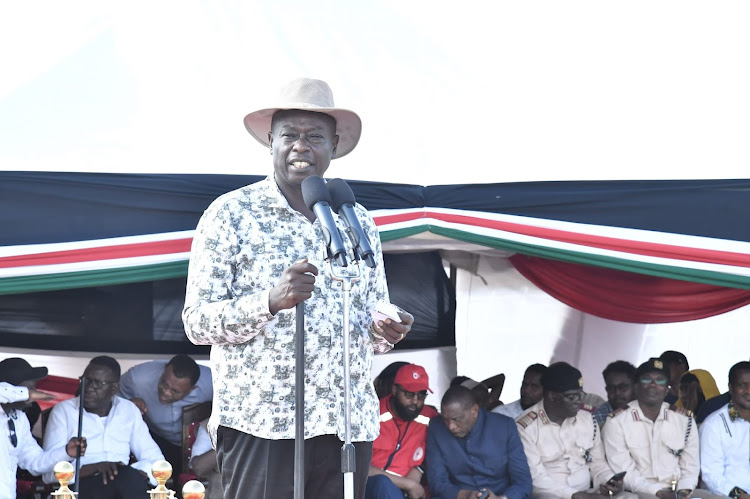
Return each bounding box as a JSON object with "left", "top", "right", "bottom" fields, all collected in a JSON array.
[{"left": 293, "top": 137, "right": 311, "bottom": 151}]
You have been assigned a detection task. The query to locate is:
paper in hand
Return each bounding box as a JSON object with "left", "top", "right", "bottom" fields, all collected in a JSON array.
[{"left": 370, "top": 301, "right": 403, "bottom": 324}]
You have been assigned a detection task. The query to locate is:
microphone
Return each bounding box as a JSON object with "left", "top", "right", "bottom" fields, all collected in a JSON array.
[
  {"left": 301, "top": 175, "right": 348, "bottom": 267},
  {"left": 327, "top": 178, "right": 376, "bottom": 268}
]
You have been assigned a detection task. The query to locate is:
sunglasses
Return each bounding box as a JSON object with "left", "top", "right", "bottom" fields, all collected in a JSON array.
[
  {"left": 397, "top": 386, "right": 428, "bottom": 400},
  {"left": 639, "top": 377, "right": 668, "bottom": 386},
  {"left": 7, "top": 417, "right": 17, "bottom": 447}
]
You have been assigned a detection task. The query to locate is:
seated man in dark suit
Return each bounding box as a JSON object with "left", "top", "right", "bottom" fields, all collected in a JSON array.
[{"left": 426, "top": 385, "right": 532, "bottom": 499}]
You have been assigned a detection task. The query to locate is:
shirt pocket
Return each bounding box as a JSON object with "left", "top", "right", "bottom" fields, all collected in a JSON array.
[{"left": 661, "top": 428, "right": 686, "bottom": 458}]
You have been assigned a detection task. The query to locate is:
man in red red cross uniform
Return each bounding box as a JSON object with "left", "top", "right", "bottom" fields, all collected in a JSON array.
[{"left": 367, "top": 363, "right": 439, "bottom": 499}]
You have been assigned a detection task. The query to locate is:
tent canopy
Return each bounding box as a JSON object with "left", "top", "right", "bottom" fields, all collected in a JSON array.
[
  {"left": 2, "top": 172, "right": 749, "bottom": 294},
  {"left": 1, "top": 172, "right": 749, "bottom": 354}
]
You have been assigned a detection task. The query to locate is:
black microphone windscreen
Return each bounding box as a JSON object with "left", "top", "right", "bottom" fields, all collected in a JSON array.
[
  {"left": 327, "top": 178, "right": 357, "bottom": 212},
  {"left": 301, "top": 175, "right": 331, "bottom": 211}
]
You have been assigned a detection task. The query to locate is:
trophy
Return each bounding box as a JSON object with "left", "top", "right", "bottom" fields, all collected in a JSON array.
[
  {"left": 51, "top": 461, "right": 77, "bottom": 498},
  {"left": 182, "top": 479, "right": 206, "bottom": 499},
  {"left": 148, "top": 460, "right": 176, "bottom": 498}
]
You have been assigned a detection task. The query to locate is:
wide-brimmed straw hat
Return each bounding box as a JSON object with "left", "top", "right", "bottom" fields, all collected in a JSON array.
[{"left": 243, "top": 78, "right": 362, "bottom": 158}]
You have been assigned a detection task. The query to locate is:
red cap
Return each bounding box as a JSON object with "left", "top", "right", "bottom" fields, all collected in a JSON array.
[{"left": 393, "top": 364, "right": 433, "bottom": 393}]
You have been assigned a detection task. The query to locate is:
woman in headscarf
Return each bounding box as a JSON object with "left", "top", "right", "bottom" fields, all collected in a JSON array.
[{"left": 677, "top": 368, "right": 720, "bottom": 417}]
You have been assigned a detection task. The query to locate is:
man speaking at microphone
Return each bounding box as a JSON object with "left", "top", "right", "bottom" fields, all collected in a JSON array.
[{"left": 182, "top": 78, "right": 413, "bottom": 499}]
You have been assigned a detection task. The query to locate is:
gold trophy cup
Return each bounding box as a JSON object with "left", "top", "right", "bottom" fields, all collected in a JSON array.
[
  {"left": 148, "top": 460, "right": 176, "bottom": 498},
  {"left": 182, "top": 479, "right": 206, "bottom": 499},
  {"left": 51, "top": 461, "right": 77, "bottom": 498}
]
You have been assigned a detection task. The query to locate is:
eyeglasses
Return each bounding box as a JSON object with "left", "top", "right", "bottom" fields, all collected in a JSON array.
[
  {"left": 639, "top": 377, "right": 668, "bottom": 386},
  {"left": 561, "top": 390, "right": 583, "bottom": 403},
  {"left": 83, "top": 377, "right": 117, "bottom": 390},
  {"left": 7, "top": 417, "right": 17, "bottom": 447},
  {"left": 397, "top": 387, "right": 428, "bottom": 400}
]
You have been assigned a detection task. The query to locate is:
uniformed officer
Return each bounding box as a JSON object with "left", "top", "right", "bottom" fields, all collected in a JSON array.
[
  {"left": 516, "top": 362, "right": 630, "bottom": 499},
  {"left": 602, "top": 358, "right": 724, "bottom": 499}
]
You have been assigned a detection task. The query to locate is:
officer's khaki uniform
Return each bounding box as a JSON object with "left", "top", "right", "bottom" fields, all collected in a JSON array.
[
  {"left": 602, "top": 400, "right": 723, "bottom": 499},
  {"left": 517, "top": 401, "right": 633, "bottom": 499}
]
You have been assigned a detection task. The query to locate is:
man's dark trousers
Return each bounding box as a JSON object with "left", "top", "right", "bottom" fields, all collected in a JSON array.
[
  {"left": 78, "top": 465, "right": 151, "bottom": 499},
  {"left": 216, "top": 426, "right": 373, "bottom": 499}
]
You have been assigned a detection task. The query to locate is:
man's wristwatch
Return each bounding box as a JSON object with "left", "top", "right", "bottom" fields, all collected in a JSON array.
[{"left": 730, "top": 487, "right": 747, "bottom": 499}]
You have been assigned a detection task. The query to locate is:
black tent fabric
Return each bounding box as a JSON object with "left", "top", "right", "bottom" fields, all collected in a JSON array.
[
  {"left": 0, "top": 172, "right": 424, "bottom": 245},
  {"left": 2, "top": 172, "right": 749, "bottom": 245},
  {"left": 424, "top": 179, "right": 750, "bottom": 242}
]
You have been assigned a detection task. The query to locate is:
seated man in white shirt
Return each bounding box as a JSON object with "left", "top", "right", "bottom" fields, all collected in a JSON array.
[
  {"left": 0, "top": 358, "right": 86, "bottom": 499},
  {"left": 43, "top": 356, "right": 165, "bottom": 499},
  {"left": 699, "top": 360, "right": 750, "bottom": 498},
  {"left": 493, "top": 364, "right": 547, "bottom": 419}
]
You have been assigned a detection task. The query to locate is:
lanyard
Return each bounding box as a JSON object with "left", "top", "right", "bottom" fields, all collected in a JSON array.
[{"left": 383, "top": 400, "right": 412, "bottom": 472}]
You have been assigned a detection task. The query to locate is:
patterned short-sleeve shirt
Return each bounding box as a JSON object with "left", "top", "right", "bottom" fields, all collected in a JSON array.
[{"left": 182, "top": 175, "right": 393, "bottom": 442}]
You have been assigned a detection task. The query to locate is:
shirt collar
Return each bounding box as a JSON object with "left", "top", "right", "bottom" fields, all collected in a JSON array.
[
  {"left": 539, "top": 400, "right": 575, "bottom": 426},
  {"left": 629, "top": 400, "right": 669, "bottom": 422},
  {"left": 465, "top": 407, "right": 485, "bottom": 439},
  {"left": 728, "top": 400, "right": 744, "bottom": 422},
  {"left": 266, "top": 174, "right": 315, "bottom": 214}
]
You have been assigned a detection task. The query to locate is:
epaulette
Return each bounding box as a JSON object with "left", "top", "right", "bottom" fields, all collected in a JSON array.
[
  {"left": 517, "top": 411, "right": 538, "bottom": 429},
  {"left": 580, "top": 404, "right": 595, "bottom": 413},
  {"left": 607, "top": 407, "right": 626, "bottom": 419},
  {"left": 668, "top": 404, "right": 692, "bottom": 418}
]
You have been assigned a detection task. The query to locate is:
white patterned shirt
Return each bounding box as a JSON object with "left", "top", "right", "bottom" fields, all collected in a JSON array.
[{"left": 182, "top": 175, "right": 393, "bottom": 442}]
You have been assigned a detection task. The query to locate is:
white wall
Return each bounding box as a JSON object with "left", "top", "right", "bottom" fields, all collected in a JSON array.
[
  {"left": 371, "top": 347, "right": 456, "bottom": 410},
  {"left": 454, "top": 254, "right": 750, "bottom": 404}
]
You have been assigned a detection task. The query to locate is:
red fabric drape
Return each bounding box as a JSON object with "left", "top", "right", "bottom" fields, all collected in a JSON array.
[{"left": 509, "top": 254, "right": 750, "bottom": 324}]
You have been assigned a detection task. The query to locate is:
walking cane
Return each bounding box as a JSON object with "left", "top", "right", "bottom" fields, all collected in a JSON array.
[
  {"left": 294, "top": 302, "right": 305, "bottom": 499},
  {"left": 73, "top": 376, "right": 85, "bottom": 495}
]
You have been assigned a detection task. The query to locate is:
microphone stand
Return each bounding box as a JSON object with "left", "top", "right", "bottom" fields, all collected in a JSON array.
[
  {"left": 328, "top": 259, "right": 361, "bottom": 499},
  {"left": 294, "top": 302, "right": 305, "bottom": 499}
]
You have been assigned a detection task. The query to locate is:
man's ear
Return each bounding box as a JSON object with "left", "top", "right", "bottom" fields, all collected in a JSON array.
[
  {"left": 331, "top": 134, "right": 339, "bottom": 158},
  {"left": 391, "top": 384, "right": 398, "bottom": 398},
  {"left": 268, "top": 133, "right": 274, "bottom": 154}
]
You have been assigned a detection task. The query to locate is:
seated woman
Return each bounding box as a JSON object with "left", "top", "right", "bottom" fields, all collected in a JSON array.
[{"left": 677, "top": 369, "right": 720, "bottom": 417}]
